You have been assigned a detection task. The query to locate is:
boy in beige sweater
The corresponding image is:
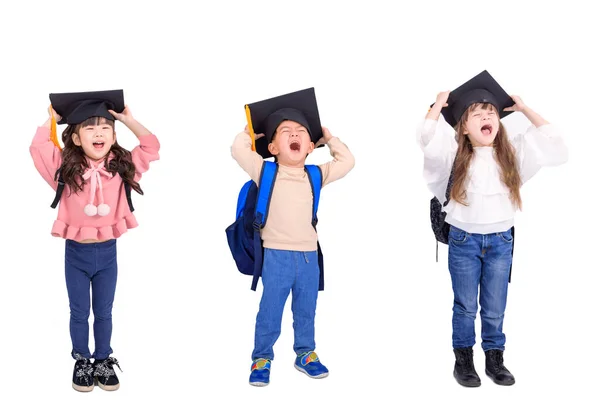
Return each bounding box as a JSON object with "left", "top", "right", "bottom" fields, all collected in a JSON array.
[{"left": 231, "top": 88, "right": 354, "bottom": 386}]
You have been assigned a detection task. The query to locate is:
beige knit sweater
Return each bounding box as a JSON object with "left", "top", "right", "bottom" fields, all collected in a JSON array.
[{"left": 231, "top": 132, "right": 355, "bottom": 251}]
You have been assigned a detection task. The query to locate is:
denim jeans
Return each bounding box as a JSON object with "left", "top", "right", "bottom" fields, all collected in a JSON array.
[
  {"left": 65, "top": 239, "right": 118, "bottom": 360},
  {"left": 448, "top": 226, "right": 513, "bottom": 351},
  {"left": 252, "top": 248, "right": 320, "bottom": 360}
]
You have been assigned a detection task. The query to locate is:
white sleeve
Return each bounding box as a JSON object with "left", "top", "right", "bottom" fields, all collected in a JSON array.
[
  {"left": 510, "top": 123, "right": 568, "bottom": 184},
  {"left": 417, "top": 118, "right": 458, "bottom": 202}
]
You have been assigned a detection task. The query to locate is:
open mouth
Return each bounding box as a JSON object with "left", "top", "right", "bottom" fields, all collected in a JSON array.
[
  {"left": 481, "top": 124, "right": 493, "bottom": 136},
  {"left": 290, "top": 140, "right": 301, "bottom": 151},
  {"left": 93, "top": 141, "right": 105, "bottom": 150}
]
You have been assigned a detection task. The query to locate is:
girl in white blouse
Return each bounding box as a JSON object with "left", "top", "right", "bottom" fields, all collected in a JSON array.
[{"left": 418, "top": 77, "right": 568, "bottom": 388}]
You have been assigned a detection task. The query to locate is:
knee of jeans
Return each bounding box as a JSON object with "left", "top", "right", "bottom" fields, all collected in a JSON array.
[
  {"left": 70, "top": 308, "right": 90, "bottom": 321},
  {"left": 453, "top": 304, "right": 477, "bottom": 319},
  {"left": 291, "top": 306, "right": 316, "bottom": 319},
  {"left": 92, "top": 306, "right": 113, "bottom": 320},
  {"left": 481, "top": 309, "right": 505, "bottom": 320},
  {"left": 93, "top": 314, "right": 113, "bottom": 322}
]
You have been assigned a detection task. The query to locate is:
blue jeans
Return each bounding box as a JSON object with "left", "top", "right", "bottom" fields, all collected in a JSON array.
[
  {"left": 448, "top": 226, "right": 513, "bottom": 352},
  {"left": 252, "top": 249, "right": 320, "bottom": 360},
  {"left": 65, "top": 239, "right": 118, "bottom": 360}
]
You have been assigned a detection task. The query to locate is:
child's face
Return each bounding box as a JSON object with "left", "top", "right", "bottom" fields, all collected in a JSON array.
[
  {"left": 463, "top": 104, "right": 500, "bottom": 147},
  {"left": 268, "top": 120, "right": 315, "bottom": 167},
  {"left": 72, "top": 119, "right": 116, "bottom": 161}
]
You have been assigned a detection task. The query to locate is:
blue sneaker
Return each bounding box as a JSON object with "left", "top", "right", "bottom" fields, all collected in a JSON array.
[
  {"left": 249, "top": 358, "right": 271, "bottom": 387},
  {"left": 294, "top": 351, "right": 329, "bottom": 379}
]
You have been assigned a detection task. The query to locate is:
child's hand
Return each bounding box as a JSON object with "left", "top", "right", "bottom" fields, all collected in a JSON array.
[
  {"left": 48, "top": 105, "right": 62, "bottom": 122},
  {"left": 243, "top": 125, "right": 265, "bottom": 139},
  {"left": 503, "top": 95, "right": 527, "bottom": 112},
  {"left": 315, "top": 127, "right": 333, "bottom": 147},
  {"left": 505, "top": 96, "right": 547, "bottom": 126},
  {"left": 109, "top": 105, "right": 134, "bottom": 124},
  {"left": 434, "top": 91, "right": 450, "bottom": 108},
  {"left": 426, "top": 91, "right": 450, "bottom": 120}
]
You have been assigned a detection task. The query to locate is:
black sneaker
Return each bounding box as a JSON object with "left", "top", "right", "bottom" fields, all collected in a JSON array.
[
  {"left": 72, "top": 354, "right": 94, "bottom": 392},
  {"left": 93, "top": 357, "right": 122, "bottom": 391}
]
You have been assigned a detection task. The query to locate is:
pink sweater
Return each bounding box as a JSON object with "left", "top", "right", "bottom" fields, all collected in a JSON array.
[{"left": 30, "top": 127, "right": 160, "bottom": 241}]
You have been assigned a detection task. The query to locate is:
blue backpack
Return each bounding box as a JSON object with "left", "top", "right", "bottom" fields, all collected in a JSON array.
[{"left": 226, "top": 161, "right": 324, "bottom": 291}]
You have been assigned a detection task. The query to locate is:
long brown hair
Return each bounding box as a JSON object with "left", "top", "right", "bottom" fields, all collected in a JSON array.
[
  {"left": 451, "top": 103, "right": 522, "bottom": 210},
  {"left": 55, "top": 117, "right": 143, "bottom": 196}
]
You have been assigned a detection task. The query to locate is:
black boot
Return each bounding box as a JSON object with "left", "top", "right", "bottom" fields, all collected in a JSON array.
[
  {"left": 485, "top": 350, "right": 515, "bottom": 386},
  {"left": 453, "top": 347, "right": 481, "bottom": 387}
]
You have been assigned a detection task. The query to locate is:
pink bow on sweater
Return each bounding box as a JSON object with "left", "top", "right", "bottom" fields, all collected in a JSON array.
[{"left": 82, "top": 160, "right": 113, "bottom": 216}]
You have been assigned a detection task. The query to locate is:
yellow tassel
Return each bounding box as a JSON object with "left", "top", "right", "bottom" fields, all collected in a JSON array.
[
  {"left": 49, "top": 106, "right": 62, "bottom": 150},
  {"left": 245, "top": 104, "right": 255, "bottom": 151}
]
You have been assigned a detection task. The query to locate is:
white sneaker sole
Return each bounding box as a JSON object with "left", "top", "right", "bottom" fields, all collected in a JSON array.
[
  {"left": 97, "top": 380, "right": 120, "bottom": 391},
  {"left": 249, "top": 381, "right": 269, "bottom": 387},
  {"left": 72, "top": 383, "right": 94, "bottom": 392},
  {"left": 294, "top": 364, "right": 329, "bottom": 379}
]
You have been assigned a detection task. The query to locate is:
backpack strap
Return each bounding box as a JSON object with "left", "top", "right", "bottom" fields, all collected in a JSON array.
[
  {"left": 304, "top": 165, "right": 322, "bottom": 228},
  {"left": 436, "top": 159, "right": 457, "bottom": 261},
  {"left": 251, "top": 161, "right": 278, "bottom": 291},
  {"left": 50, "top": 168, "right": 65, "bottom": 209},
  {"left": 443, "top": 159, "right": 456, "bottom": 207},
  {"left": 509, "top": 226, "right": 514, "bottom": 283},
  {"left": 253, "top": 161, "right": 278, "bottom": 230},
  {"left": 51, "top": 166, "right": 135, "bottom": 212},
  {"left": 305, "top": 164, "right": 324, "bottom": 291},
  {"left": 121, "top": 174, "right": 135, "bottom": 212}
]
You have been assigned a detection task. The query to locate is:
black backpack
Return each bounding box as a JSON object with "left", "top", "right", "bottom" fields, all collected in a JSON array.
[
  {"left": 50, "top": 166, "right": 135, "bottom": 212},
  {"left": 430, "top": 163, "right": 455, "bottom": 259},
  {"left": 429, "top": 160, "right": 515, "bottom": 282}
]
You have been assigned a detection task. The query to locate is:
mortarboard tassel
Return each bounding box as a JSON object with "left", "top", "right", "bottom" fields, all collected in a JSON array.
[
  {"left": 49, "top": 105, "right": 62, "bottom": 151},
  {"left": 245, "top": 104, "right": 256, "bottom": 152}
]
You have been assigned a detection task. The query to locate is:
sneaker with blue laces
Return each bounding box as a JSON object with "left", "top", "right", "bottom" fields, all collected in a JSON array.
[
  {"left": 294, "top": 351, "right": 329, "bottom": 379},
  {"left": 249, "top": 358, "right": 271, "bottom": 387}
]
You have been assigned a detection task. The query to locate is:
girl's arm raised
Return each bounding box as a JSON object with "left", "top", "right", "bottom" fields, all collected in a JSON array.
[
  {"left": 109, "top": 106, "right": 152, "bottom": 138},
  {"left": 425, "top": 91, "right": 450, "bottom": 121},
  {"left": 417, "top": 92, "right": 457, "bottom": 203},
  {"left": 30, "top": 107, "right": 63, "bottom": 190},
  {"left": 507, "top": 96, "right": 568, "bottom": 183},
  {"left": 110, "top": 106, "right": 160, "bottom": 181},
  {"left": 504, "top": 95, "right": 549, "bottom": 127}
]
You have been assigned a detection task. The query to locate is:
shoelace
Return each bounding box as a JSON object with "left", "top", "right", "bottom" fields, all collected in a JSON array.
[
  {"left": 94, "top": 357, "right": 122, "bottom": 378},
  {"left": 74, "top": 355, "right": 94, "bottom": 386},
  {"left": 488, "top": 351, "right": 507, "bottom": 373},
  {"left": 456, "top": 351, "right": 476, "bottom": 374}
]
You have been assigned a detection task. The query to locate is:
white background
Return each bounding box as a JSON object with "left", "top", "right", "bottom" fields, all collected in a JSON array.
[{"left": 1, "top": 0, "right": 598, "bottom": 405}]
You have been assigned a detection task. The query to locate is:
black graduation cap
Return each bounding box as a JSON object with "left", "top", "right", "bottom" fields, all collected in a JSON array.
[
  {"left": 49, "top": 89, "right": 125, "bottom": 125},
  {"left": 246, "top": 87, "right": 323, "bottom": 159},
  {"left": 438, "top": 71, "right": 515, "bottom": 128}
]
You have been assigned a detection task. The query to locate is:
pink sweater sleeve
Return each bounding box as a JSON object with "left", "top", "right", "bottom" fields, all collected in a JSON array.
[
  {"left": 131, "top": 134, "right": 161, "bottom": 182},
  {"left": 30, "top": 126, "right": 62, "bottom": 191}
]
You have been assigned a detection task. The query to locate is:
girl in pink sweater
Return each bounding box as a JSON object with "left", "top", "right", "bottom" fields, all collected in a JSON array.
[{"left": 30, "top": 90, "right": 160, "bottom": 392}]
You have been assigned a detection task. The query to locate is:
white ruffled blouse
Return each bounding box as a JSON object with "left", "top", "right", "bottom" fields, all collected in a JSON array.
[{"left": 417, "top": 118, "right": 568, "bottom": 234}]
